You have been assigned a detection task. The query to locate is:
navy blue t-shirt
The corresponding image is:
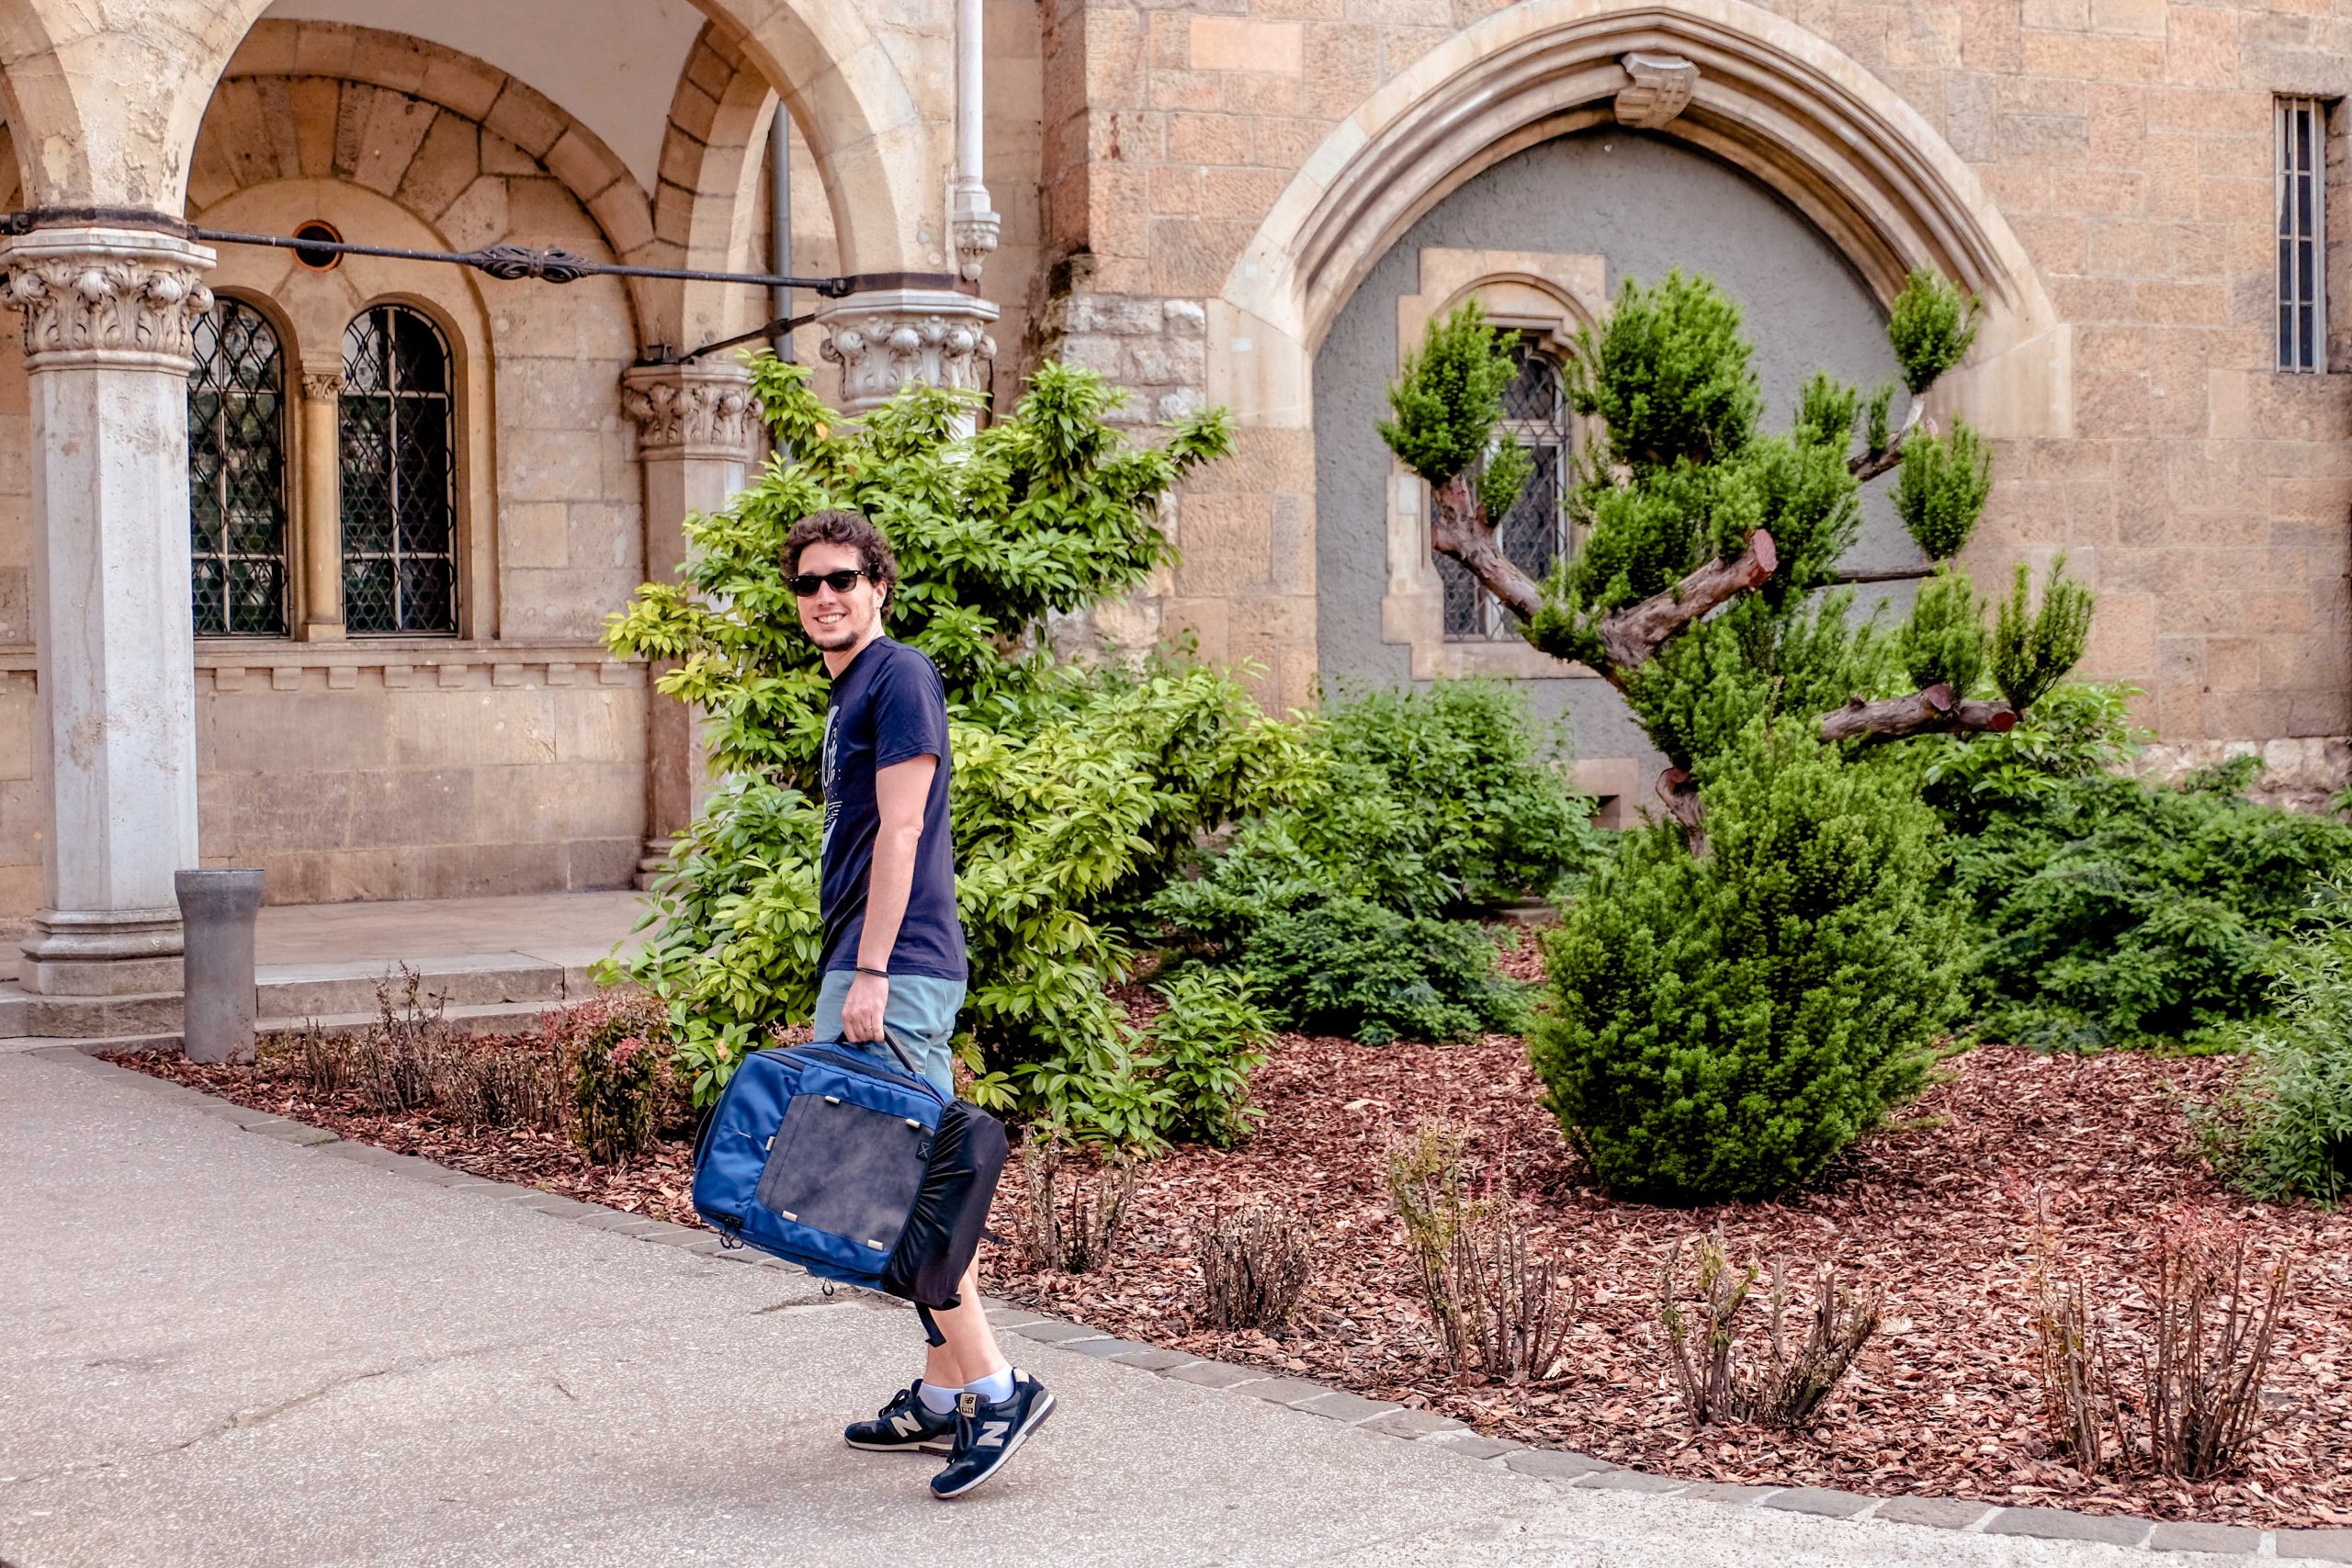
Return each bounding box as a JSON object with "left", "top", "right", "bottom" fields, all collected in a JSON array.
[{"left": 818, "top": 637, "right": 967, "bottom": 980}]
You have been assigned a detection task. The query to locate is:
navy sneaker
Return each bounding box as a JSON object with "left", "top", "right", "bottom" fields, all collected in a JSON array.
[
  {"left": 843, "top": 1382, "right": 957, "bottom": 1454},
  {"left": 929, "top": 1371, "right": 1057, "bottom": 1499}
]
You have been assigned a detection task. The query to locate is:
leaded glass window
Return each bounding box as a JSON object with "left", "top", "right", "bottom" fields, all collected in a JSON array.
[
  {"left": 187, "top": 299, "right": 288, "bottom": 637},
  {"left": 1439, "top": 333, "right": 1572, "bottom": 639},
  {"left": 341, "top": 304, "right": 457, "bottom": 635}
]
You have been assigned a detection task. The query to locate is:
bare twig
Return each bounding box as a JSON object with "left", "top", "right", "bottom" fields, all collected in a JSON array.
[
  {"left": 1658, "top": 1225, "right": 1882, "bottom": 1430},
  {"left": 1849, "top": 400, "right": 1928, "bottom": 480},
  {"left": 1197, "top": 1204, "right": 1313, "bottom": 1331}
]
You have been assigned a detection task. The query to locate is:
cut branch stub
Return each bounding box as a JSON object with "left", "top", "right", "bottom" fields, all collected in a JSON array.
[
  {"left": 1598, "top": 531, "right": 1778, "bottom": 672},
  {"left": 1816, "top": 683, "right": 2019, "bottom": 744},
  {"left": 1657, "top": 767, "right": 1709, "bottom": 856},
  {"left": 1427, "top": 471, "right": 1543, "bottom": 623}
]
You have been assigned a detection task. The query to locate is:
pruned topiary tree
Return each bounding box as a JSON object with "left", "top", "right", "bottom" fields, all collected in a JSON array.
[{"left": 1382, "top": 272, "right": 2093, "bottom": 1201}]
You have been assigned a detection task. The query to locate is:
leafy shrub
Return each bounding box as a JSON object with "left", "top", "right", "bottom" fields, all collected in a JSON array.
[
  {"left": 604, "top": 363, "right": 1317, "bottom": 1145},
  {"left": 1531, "top": 724, "right": 1959, "bottom": 1203},
  {"left": 1242, "top": 892, "right": 1531, "bottom": 1046},
  {"left": 1157, "top": 680, "right": 1599, "bottom": 930},
  {"left": 545, "top": 992, "right": 676, "bottom": 1165},
  {"left": 1948, "top": 757, "right": 2352, "bottom": 1050},
  {"left": 1144, "top": 968, "right": 1276, "bottom": 1147},
  {"left": 2203, "top": 890, "right": 2352, "bottom": 1201},
  {"left": 1150, "top": 680, "right": 1586, "bottom": 1047}
]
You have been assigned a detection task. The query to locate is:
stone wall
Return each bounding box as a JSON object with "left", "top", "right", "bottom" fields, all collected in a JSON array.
[{"left": 1026, "top": 0, "right": 2352, "bottom": 773}]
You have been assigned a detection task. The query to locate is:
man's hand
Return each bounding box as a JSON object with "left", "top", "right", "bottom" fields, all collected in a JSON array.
[{"left": 842, "top": 970, "right": 889, "bottom": 1043}]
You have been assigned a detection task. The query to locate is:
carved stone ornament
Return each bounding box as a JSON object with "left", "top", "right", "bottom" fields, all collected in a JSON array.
[
  {"left": 300, "top": 371, "right": 344, "bottom": 402},
  {"left": 1615, "top": 52, "right": 1700, "bottom": 130},
  {"left": 949, "top": 175, "right": 1002, "bottom": 284},
  {"left": 817, "top": 288, "right": 1000, "bottom": 412},
  {"left": 0, "top": 228, "right": 218, "bottom": 370},
  {"left": 620, "top": 364, "right": 760, "bottom": 456}
]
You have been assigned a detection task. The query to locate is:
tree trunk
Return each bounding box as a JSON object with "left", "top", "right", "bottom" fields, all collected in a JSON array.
[
  {"left": 1657, "top": 767, "right": 1708, "bottom": 857},
  {"left": 1427, "top": 472, "right": 1542, "bottom": 622},
  {"left": 1816, "top": 683, "right": 2018, "bottom": 744}
]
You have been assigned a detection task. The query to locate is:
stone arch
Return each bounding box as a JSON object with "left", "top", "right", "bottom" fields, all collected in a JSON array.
[
  {"left": 209, "top": 20, "right": 658, "bottom": 342},
  {"left": 647, "top": 23, "right": 835, "bottom": 355},
  {"left": 1214, "top": 0, "right": 2070, "bottom": 440},
  {"left": 0, "top": 0, "right": 927, "bottom": 276}
]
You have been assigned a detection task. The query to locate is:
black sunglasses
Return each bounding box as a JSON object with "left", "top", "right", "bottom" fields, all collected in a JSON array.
[{"left": 789, "top": 568, "right": 868, "bottom": 596}]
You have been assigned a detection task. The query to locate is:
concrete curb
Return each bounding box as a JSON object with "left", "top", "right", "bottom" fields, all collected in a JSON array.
[{"left": 46, "top": 1042, "right": 2351, "bottom": 1563}]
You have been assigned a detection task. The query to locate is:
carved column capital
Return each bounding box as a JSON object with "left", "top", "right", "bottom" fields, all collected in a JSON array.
[
  {"left": 1615, "top": 53, "right": 1699, "bottom": 130},
  {"left": 300, "top": 370, "right": 343, "bottom": 403},
  {"left": 815, "top": 289, "right": 1000, "bottom": 413},
  {"left": 620, "top": 361, "right": 760, "bottom": 457},
  {"left": 0, "top": 226, "right": 217, "bottom": 372}
]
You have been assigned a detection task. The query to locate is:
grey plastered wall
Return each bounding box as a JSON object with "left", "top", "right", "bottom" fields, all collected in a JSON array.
[{"left": 1311, "top": 129, "right": 1915, "bottom": 793}]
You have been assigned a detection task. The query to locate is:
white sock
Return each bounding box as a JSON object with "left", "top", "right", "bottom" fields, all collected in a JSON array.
[
  {"left": 917, "top": 1380, "right": 959, "bottom": 1416},
  {"left": 967, "top": 1366, "right": 1015, "bottom": 1404}
]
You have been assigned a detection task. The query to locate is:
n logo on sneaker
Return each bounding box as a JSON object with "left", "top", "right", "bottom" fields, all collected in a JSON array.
[
  {"left": 890, "top": 1411, "right": 926, "bottom": 1438},
  {"left": 978, "top": 1419, "right": 1011, "bottom": 1447}
]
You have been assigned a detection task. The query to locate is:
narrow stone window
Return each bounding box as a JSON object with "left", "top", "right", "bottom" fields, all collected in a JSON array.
[
  {"left": 2278, "top": 96, "right": 2328, "bottom": 373},
  {"left": 1439, "top": 333, "right": 1572, "bottom": 639},
  {"left": 340, "top": 304, "right": 457, "bottom": 635},
  {"left": 187, "top": 298, "right": 289, "bottom": 637}
]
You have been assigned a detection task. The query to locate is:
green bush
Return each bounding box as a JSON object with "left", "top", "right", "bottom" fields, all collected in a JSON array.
[
  {"left": 1946, "top": 753, "right": 2352, "bottom": 1051},
  {"left": 1143, "top": 968, "right": 1277, "bottom": 1146},
  {"left": 1530, "top": 725, "right": 1960, "bottom": 1203},
  {"left": 1243, "top": 889, "right": 1532, "bottom": 1047},
  {"left": 2202, "top": 887, "right": 2352, "bottom": 1202},
  {"left": 1148, "top": 680, "right": 1580, "bottom": 1046},
  {"left": 1157, "top": 680, "right": 1598, "bottom": 933},
  {"left": 545, "top": 992, "right": 676, "bottom": 1165},
  {"left": 604, "top": 362, "right": 1315, "bottom": 1149}
]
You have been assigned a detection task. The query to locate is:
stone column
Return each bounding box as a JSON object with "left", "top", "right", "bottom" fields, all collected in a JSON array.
[
  {"left": 0, "top": 225, "right": 215, "bottom": 1029},
  {"left": 621, "top": 361, "right": 760, "bottom": 883},
  {"left": 815, "top": 290, "right": 1000, "bottom": 415},
  {"left": 298, "top": 367, "right": 345, "bottom": 640}
]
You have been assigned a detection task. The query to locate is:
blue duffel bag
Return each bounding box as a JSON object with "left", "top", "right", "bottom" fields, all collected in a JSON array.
[{"left": 691, "top": 1033, "right": 1009, "bottom": 1311}]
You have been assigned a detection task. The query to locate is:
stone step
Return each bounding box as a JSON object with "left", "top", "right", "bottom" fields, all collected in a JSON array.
[
  {"left": 257, "top": 998, "right": 560, "bottom": 1041},
  {"left": 0, "top": 984, "right": 28, "bottom": 1040},
  {"left": 256, "top": 953, "right": 573, "bottom": 1021}
]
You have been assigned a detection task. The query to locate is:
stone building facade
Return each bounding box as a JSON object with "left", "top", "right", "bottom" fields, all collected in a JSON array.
[{"left": 0, "top": 0, "right": 2346, "bottom": 1030}]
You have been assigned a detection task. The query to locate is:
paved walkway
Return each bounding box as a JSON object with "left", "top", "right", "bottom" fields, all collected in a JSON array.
[{"left": 2, "top": 1049, "right": 2235, "bottom": 1568}]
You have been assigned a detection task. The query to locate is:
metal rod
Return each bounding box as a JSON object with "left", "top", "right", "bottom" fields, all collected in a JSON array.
[
  {"left": 189, "top": 226, "right": 866, "bottom": 294},
  {"left": 681, "top": 310, "right": 817, "bottom": 364}
]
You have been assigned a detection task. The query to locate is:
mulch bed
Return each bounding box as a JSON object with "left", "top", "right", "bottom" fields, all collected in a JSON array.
[{"left": 116, "top": 1006, "right": 2352, "bottom": 1529}]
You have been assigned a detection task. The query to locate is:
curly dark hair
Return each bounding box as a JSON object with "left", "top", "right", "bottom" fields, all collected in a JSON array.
[{"left": 783, "top": 508, "right": 899, "bottom": 604}]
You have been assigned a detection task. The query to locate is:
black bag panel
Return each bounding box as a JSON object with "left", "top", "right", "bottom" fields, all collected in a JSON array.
[
  {"left": 752, "top": 1093, "right": 931, "bottom": 1258},
  {"left": 882, "top": 1100, "right": 1011, "bottom": 1309}
]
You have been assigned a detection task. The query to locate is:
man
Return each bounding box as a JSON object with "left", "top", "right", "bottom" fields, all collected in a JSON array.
[{"left": 786, "top": 507, "right": 1056, "bottom": 1499}]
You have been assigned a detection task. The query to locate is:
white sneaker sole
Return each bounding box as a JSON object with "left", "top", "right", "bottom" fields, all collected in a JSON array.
[
  {"left": 929, "top": 1390, "right": 1057, "bottom": 1500},
  {"left": 845, "top": 1436, "right": 954, "bottom": 1454}
]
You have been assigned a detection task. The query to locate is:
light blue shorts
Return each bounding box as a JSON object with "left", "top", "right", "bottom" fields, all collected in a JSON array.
[{"left": 812, "top": 969, "right": 966, "bottom": 1096}]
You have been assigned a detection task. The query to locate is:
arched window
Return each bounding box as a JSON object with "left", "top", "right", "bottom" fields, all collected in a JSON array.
[
  {"left": 340, "top": 304, "right": 457, "bottom": 635},
  {"left": 187, "top": 299, "right": 288, "bottom": 637},
  {"left": 1440, "top": 333, "right": 1572, "bottom": 639}
]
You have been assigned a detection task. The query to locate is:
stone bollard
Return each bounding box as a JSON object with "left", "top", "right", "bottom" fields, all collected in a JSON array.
[{"left": 175, "top": 869, "right": 265, "bottom": 1065}]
